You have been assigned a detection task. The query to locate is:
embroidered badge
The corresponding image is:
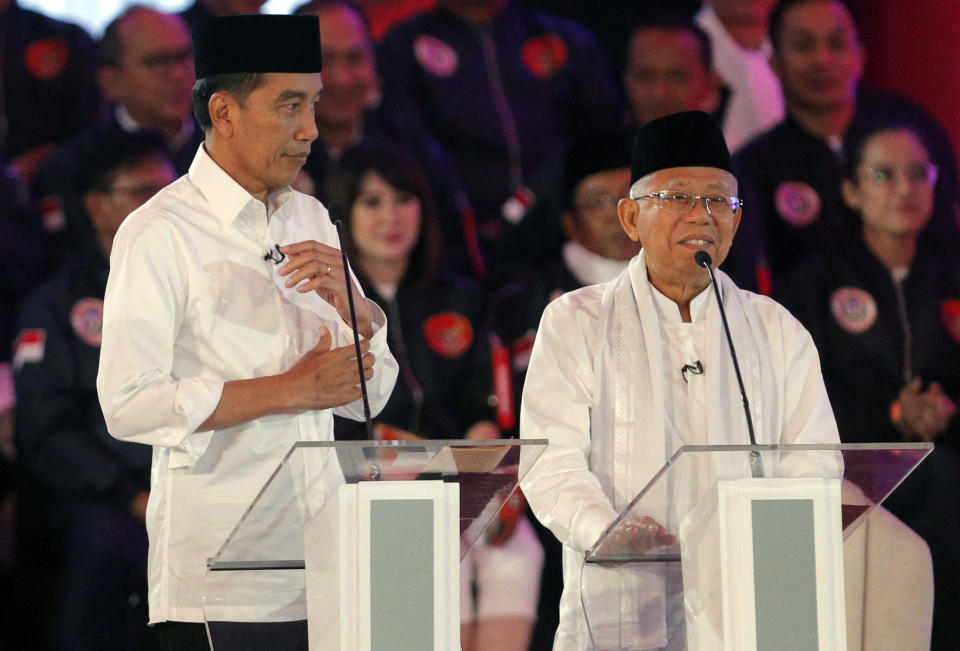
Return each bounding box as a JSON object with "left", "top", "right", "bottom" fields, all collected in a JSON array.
[
  {"left": 13, "top": 329, "right": 46, "bottom": 371},
  {"left": 39, "top": 195, "right": 66, "bottom": 233},
  {"left": 830, "top": 287, "right": 877, "bottom": 334},
  {"left": 510, "top": 330, "right": 537, "bottom": 372},
  {"left": 423, "top": 312, "right": 473, "bottom": 358},
  {"left": 414, "top": 35, "right": 458, "bottom": 77},
  {"left": 24, "top": 38, "right": 69, "bottom": 80},
  {"left": 775, "top": 181, "right": 821, "bottom": 227},
  {"left": 501, "top": 186, "right": 536, "bottom": 225},
  {"left": 941, "top": 299, "right": 960, "bottom": 343},
  {"left": 70, "top": 298, "right": 104, "bottom": 347},
  {"left": 521, "top": 34, "right": 568, "bottom": 79}
]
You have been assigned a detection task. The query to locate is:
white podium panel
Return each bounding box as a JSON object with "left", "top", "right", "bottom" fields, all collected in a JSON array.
[{"left": 305, "top": 481, "right": 460, "bottom": 651}]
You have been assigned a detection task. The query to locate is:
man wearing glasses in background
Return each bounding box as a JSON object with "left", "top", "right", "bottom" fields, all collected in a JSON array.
[{"left": 519, "top": 111, "right": 839, "bottom": 650}]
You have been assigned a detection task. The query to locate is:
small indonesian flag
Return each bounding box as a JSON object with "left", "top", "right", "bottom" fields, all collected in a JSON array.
[{"left": 13, "top": 329, "right": 46, "bottom": 371}]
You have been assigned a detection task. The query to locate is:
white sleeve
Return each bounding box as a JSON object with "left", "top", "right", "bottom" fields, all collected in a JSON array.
[
  {"left": 332, "top": 298, "right": 399, "bottom": 421},
  {"left": 519, "top": 293, "right": 620, "bottom": 553},
  {"left": 97, "top": 217, "right": 222, "bottom": 463}
]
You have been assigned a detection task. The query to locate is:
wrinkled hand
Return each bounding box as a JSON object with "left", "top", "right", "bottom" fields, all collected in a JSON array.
[
  {"left": 278, "top": 240, "right": 373, "bottom": 338},
  {"left": 599, "top": 516, "right": 677, "bottom": 561},
  {"left": 283, "top": 326, "right": 375, "bottom": 410},
  {"left": 899, "top": 378, "right": 957, "bottom": 442}
]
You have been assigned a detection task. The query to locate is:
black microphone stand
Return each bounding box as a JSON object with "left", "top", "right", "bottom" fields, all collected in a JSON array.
[{"left": 695, "top": 251, "right": 764, "bottom": 478}]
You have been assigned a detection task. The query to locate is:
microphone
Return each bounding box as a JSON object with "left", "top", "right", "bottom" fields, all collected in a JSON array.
[
  {"left": 264, "top": 244, "right": 286, "bottom": 265},
  {"left": 680, "top": 360, "right": 704, "bottom": 383},
  {"left": 695, "top": 250, "right": 764, "bottom": 477},
  {"left": 329, "top": 201, "right": 375, "bottom": 442}
]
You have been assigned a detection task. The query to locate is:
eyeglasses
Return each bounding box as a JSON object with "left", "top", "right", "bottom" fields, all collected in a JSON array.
[
  {"left": 862, "top": 163, "right": 938, "bottom": 187},
  {"left": 135, "top": 47, "right": 193, "bottom": 71},
  {"left": 634, "top": 191, "right": 742, "bottom": 218},
  {"left": 575, "top": 193, "right": 620, "bottom": 214}
]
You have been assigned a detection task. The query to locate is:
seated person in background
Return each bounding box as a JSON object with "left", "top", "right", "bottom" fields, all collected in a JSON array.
[
  {"left": 623, "top": 15, "right": 721, "bottom": 129},
  {"left": 14, "top": 129, "right": 176, "bottom": 651},
  {"left": 777, "top": 118, "right": 960, "bottom": 650},
  {"left": 728, "top": 0, "right": 960, "bottom": 294},
  {"left": 377, "top": 0, "right": 622, "bottom": 284},
  {"left": 33, "top": 6, "right": 201, "bottom": 267},
  {"left": 0, "top": 1, "right": 99, "bottom": 182},
  {"left": 519, "top": 111, "right": 839, "bottom": 650},
  {"left": 694, "top": 0, "right": 784, "bottom": 152},
  {"left": 293, "top": 0, "right": 482, "bottom": 280},
  {"left": 326, "top": 141, "right": 543, "bottom": 651}
]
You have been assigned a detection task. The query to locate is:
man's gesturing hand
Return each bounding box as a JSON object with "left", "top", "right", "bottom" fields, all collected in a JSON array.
[
  {"left": 278, "top": 240, "right": 373, "bottom": 338},
  {"left": 284, "top": 326, "right": 375, "bottom": 410}
]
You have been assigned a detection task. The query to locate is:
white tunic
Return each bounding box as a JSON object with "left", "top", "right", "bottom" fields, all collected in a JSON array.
[
  {"left": 519, "top": 252, "right": 839, "bottom": 650},
  {"left": 97, "top": 146, "right": 399, "bottom": 624}
]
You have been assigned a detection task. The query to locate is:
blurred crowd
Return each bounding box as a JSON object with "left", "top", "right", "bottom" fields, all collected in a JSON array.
[{"left": 0, "top": 0, "right": 957, "bottom": 649}]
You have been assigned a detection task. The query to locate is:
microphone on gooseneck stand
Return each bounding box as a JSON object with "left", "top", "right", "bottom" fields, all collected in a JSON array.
[
  {"left": 695, "top": 250, "right": 764, "bottom": 478},
  {"left": 329, "top": 201, "right": 375, "bottom": 442}
]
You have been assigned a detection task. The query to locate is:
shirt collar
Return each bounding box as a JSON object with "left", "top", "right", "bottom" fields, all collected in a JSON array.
[
  {"left": 562, "top": 241, "right": 630, "bottom": 286},
  {"left": 187, "top": 145, "right": 294, "bottom": 226},
  {"left": 115, "top": 104, "right": 196, "bottom": 151}
]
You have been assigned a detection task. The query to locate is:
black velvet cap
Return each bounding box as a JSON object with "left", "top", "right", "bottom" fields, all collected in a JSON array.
[
  {"left": 630, "top": 111, "right": 734, "bottom": 184},
  {"left": 564, "top": 128, "right": 632, "bottom": 208},
  {"left": 192, "top": 15, "right": 322, "bottom": 79}
]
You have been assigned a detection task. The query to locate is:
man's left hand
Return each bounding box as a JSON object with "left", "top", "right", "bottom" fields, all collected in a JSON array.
[{"left": 279, "top": 241, "right": 373, "bottom": 338}]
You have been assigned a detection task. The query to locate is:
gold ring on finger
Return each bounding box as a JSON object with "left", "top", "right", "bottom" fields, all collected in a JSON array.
[{"left": 325, "top": 264, "right": 332, "bottom": 275}]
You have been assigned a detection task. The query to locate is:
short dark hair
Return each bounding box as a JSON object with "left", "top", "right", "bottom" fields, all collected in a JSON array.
[
  {"left": 627, "top": 14, "right": 713, "bottom": 72},
  {"left": 325, "top": 140, "right": 441, "bottom": 287},
  {"left": 78, "top": 129, "right": 171, "bottom": 196},
  {"left": 293, "top": 0, "right": 372, "bottom": 37},
  {"left": 769, "top": 0, "right": 860, "bottom": 52},
  {"left": 192, "top": 72, "right": 266, "bottom": 130},
  {"left": 98, "top": 4, "right": 153, "bottom": 67},
  {"left": 843, "top": 117, "right": 935, "bottom": 182}
]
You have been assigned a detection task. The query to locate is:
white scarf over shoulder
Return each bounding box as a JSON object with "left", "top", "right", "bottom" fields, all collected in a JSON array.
[{"left": 522, "top": 250, "right": 840, "bottom": 650}]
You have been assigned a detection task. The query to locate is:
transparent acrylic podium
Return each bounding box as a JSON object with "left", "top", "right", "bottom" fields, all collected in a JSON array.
[
  {"left": 580, "top": 442, "right": 932, "bottom": 651},
  {"left": 202, "top": 438, "right": 546, "bottom": 651}
]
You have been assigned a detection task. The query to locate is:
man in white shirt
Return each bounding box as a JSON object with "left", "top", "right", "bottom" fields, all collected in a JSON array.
[
  {"left": 519, "top": 111, "right": 839, "bottom": 650},
  {"left": 695, "top": 0, "right": 785, "bottom": 152},
  {"left": 96, "top": 15, "right": 398, "bottom": 650}
]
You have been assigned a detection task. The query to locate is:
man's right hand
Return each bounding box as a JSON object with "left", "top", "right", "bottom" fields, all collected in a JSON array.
[{"left": 282, "top": 326, "right": 375, "bottom": 410}]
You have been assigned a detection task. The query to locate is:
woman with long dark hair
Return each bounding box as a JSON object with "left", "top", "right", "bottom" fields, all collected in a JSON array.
[{"left": 327, "top": 141, "right": 543, "bottom": 651}]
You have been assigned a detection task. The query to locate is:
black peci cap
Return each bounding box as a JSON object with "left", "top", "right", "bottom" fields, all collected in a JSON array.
[
  {"left": 192, "top": 15, "right": 322, "bottom": 79},
  {"left": 630, "top": 111, "right": 734, "bottom": 184}
]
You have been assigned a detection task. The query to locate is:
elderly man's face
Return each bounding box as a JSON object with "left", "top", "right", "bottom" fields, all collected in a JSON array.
[
  {"left": 311, "top": 5, "right": 378, "bottom": 128},
  {"left": 772, "top": 0, "right": 863, "bottom": 112},
  {"left": 624, "top": 28, "right": 718, "bottom": 126},
  {"left": 222, "top": 72, "right": 321, "bottom": 196},
  {"left": 618, "top": 166, "right": 741, "bottom": 287},
  {"left": 100, "top": 9, "right": 194, "bottom": 131}
]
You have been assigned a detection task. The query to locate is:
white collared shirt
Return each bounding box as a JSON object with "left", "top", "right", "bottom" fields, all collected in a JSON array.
[
  {"left": 115, "top": 104, "right": 196, "bottom": 152},
  {"left": 695, "top": 5, "right": 785, "bottom": 152},
  {"left": 562, "top": 241, "right": 630, "bottom": 287},
  {"left": 97, "top": 146, "right": 398, "bottom": 624}
]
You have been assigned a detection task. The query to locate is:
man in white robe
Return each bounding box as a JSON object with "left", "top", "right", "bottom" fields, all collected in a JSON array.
[{"left": 519, "top": 111, "right": 839, "bottom": 650}]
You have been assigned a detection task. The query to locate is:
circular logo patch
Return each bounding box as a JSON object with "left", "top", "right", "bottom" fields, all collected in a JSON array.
[
  {"left": 24, "top": 38, "right": 69, "bottom": 80},
  {"left": 414, "top": 35, "right": 458, "bottom": 78},
  {"left": 521, "top": 34, "right": 568, "bottom": 79},
  {"left": 70, "top": 298, "right": 104, "bottom": 347},
  {"left": 775, "top": 181, "right": 821, "bottom": 227},
  {"left": 830, "top": 287, "right": 877, "bottom": 334},
  {"left": 941, "top": 299, "right": 960, "bottom": 344},
  {"left": 423, "top": 312, "right": 473, "bottom": 358}
]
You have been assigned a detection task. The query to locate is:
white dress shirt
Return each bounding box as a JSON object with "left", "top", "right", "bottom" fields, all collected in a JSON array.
[
  {"left": 695, "top": 5, "right": 785, "bottom": 152},
  {"left": 97, "top": 146, "right": 398, "bottom": 624}
]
